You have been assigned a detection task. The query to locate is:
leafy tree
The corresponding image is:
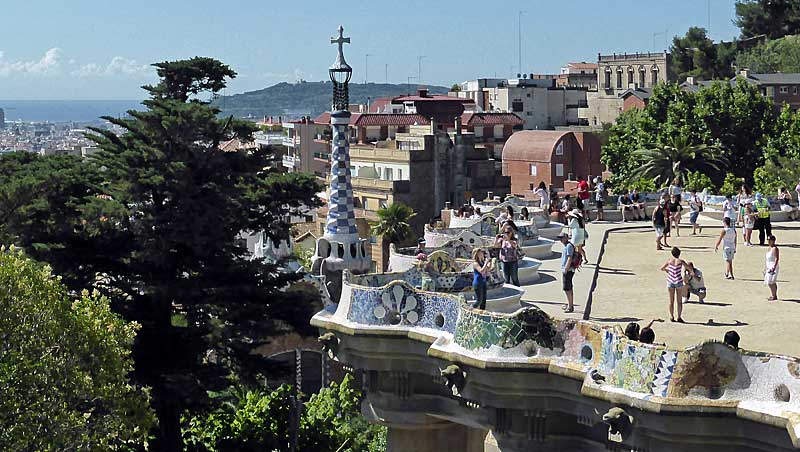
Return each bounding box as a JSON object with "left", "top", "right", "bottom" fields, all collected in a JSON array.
[
  {"left": 684, "top": 170, "right": 717, "bottom": 193},
  {"left": 0, "top": 247, "right": 154, "bottom": 450},
  {"left": 84, "top": 58, "right": 323, "bottom": 450},
  {"left": 182, "top": 374, "right": 386, "bottom": 452},
  {"left": 736, "top": 34, "right": 800, "bottom": 73},
  {"left": 450, "top": 83, "right": 462, "bottom": 92},
  {"left": 631, "top": 136, "right": 729, "bottom": 188},
  {"left": 0, "top": 152, "right": 126, "bottom": 291},
  {"left": 754, "top": 156, "right": 800, "bottom": 194},
  {"left": 670, "top": 27, "right": 736, "bottom": 82},
  {"left": 720, "top": 173, "right": 745, "bottom": 196},
  {"left": 735, "top": 0, "right": 800, "bottom": 39},
  {"left": 370, "top": 202, "right": 416, "bottom": 271},
  {"left": 766, "top": 104, "right": 800, "bottom": 159}
]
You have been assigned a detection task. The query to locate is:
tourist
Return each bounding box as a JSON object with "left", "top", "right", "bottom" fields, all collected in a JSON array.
[
  {"left": 496, "top": 205, "right": 515, "bottom": 225},
  {"left": 630, "top": 189, "right": 648, "bottom": 220},
  {"left": 469, "top": 207, "right": 482, "bottom": 219},
  {"left": 594, "top": 178, "right": 606, "bottom": 221},
  {"left": 723, "top": 330, "right": 740, "bottom": 349},
  {"left": 567, "top": 209, "right": 589, "bottom": 264},
  {"left": 661, "top": 193, "right": 672, "bottom": 239},
  {"left": 639, "top": 327, "right": 656, "bottom": 344},
  {"left": 778, "top": 187, "right": 797, "bottom": 220},
  {"left": 559, "top": 194, "right": 572, "bottom": 224},
  {"left": 414, "top": 238, "right": 427, "bottom": 260},
  {"left": 669, "top": 194, "right": 683, "bottom": 237},
  {"left": 668, "top": 177, "right": 683, "bottom": 198},
  {"left": 722, "top": 194, "right": 735, "bottom": 224},
  {"left": 754, "top": 193, "right": 772, "bottom": 246},
  {"left": 577, "top": 178, "right": 590, "bottom": 220},
  {"left": 618, "top": 189, "right": 636, "bottom": 222},
  {"left": 736, "top": 184, "right": 753, "bottom": 227},
  {"left": 653, "top": 200, "right": 668, "bottom": 250},
  {"left": 520, "top": 206, "right": 530, "bottom": 222},
  {"left": 765, "top": 235, "right": 780, "bottom": 301},
  {"left": 558, "top": 232, "right": 577, "bottom": 313},
  {"left": 714, "top": 217, "right": 737, "bottom": 280},
  {"left": 624, "top": 319, "right": 661, "bottom": 341},
  {"left": 683, "top": 262, "right": 706, "bottom": 303},
  {"left": 661, "top": 246, "right": 690, "bottom": 323},
  {"left": 742, "top": 205, "right": 756, "bottom": 246},
  {"left": 495, "top": 227, "right": 521, "bottom": 286},
  {"left": 472, "top": 248, "right": 493, "bottom": 310},
  {"left": 688, "top": 190, "right": 703, "bottom": 235},
  {"left": 534, "top": 181, "right": 550, "bottom": 211}
]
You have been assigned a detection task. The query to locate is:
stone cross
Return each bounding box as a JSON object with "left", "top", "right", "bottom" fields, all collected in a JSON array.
[{"left": 330, "top": 25, "right": 350, "bottom": 61}]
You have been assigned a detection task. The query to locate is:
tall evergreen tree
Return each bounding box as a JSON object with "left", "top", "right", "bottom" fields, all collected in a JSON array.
[
  {"left": 86, "top": 57, "right": 322, "bottom": 450},
  {"left": 735, "top": 0, "right": 800, "bottom": 39}
]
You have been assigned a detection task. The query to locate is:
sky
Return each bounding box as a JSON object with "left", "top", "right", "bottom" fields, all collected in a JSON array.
[{"left": 0, "top": 0, "right": 741, "bottom": 100}]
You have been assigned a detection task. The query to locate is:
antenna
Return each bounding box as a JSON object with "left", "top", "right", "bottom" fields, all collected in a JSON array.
[{"left": 518, "top": 11, "right": 525, "bottom": 77}]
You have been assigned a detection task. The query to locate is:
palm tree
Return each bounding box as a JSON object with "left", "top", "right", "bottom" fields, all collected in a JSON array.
[
  {"left": 370, "top": 202, "right": 416, "bottom": 272},
  {"left": 631, "top": 135, "right": 729, "bottom": 188}
]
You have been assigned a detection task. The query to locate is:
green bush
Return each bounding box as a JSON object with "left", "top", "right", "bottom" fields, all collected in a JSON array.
[
  {"left": 684, "top": 171, "right": 717, "bottom": 193},
  {"left": 182, "top": 374, "right": 386, "bottom": 452},
  {"left": 754, "top": 156, "right": 800, "bottom": 195},
  {"left": 719, "top": 173, "right": 744, "bottom": 196}
]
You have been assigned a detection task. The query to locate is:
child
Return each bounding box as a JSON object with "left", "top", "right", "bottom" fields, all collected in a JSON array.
[{"left": 743, "top": 205, "right": 755, "bottom": 246}]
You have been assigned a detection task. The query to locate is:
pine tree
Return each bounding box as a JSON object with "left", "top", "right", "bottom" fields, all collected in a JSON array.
[{"left": 86, "top": 57, "right": 323, "bottom": 450}]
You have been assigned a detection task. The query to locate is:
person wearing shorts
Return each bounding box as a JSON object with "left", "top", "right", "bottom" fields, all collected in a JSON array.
[
  {"left": 559, "top": 232, "right": 576, "bottom": 313},
  {"left": 594, "top": 178, "right": 606, "bottom": 221},
  {"left": 653, "top": 201, "right": 667, "bottom": 250},
  {"left": 715, "top": 217, "right": 737, "bottom": 279},
  {"left": 661, "top": 246, "right": 689, "bottom": 323}
]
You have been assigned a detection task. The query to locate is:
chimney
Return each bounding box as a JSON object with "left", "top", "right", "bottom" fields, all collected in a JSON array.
[
  {"left": 417, "top": 88, "right": 429, "bottom": 97},
  {"left": 740, "top": 68, "right": 750, "bottom": 78},
  {"left": 454, "top": 115, "right": 462, "bottom": 135},
  {"left": 430, "top": 117, "right": 436, "bottom": 134},
  {"left": 686, "top": 76, "right": 695, "bottom": 86}
]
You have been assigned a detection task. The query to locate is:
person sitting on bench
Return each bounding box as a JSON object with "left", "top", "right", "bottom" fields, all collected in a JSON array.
[{"left": 618, "top": 189, "right": 641, "bottom": 222}]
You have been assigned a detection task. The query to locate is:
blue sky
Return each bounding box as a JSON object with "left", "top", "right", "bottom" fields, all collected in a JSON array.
[{"left": 0, "top": 0, "right": 740, "bottom": 100}]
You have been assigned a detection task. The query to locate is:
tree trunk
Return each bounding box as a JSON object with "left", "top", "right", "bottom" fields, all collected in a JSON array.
[{"left": 155, "top": 388, "right": 182, "bottom": 452}]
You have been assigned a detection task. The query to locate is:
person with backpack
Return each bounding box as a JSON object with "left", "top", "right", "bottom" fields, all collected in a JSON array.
[
  {"left": 558, "top": 232, "right": 579, "bottom": 313},
  {"left": 494, "top": 226, "right": 521, "bottom": 286}
]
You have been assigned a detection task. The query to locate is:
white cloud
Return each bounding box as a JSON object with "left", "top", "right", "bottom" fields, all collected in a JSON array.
[
  {"left": 0, "top": 47, "right": 62, "bottom": 76},
  {"left": 73, "top": 56, "right": 150, "bottom": 78}
]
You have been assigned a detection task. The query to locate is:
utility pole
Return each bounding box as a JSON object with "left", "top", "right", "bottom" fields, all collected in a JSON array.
[
  {"left": 417, "top": 56, "right": 426, "bottom": 86},
  {"left": 518, "top": 11, "right": 524, "bottom": 77},
  {"left": 407, "top": 76, "right": 417, "bottom": 93},
  {"left": 365, "top": 54, "right": 371, "bottom": 84}
]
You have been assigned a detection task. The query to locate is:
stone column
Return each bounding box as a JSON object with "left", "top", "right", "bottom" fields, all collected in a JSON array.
[{"left": 387, "top": 424, "right": 486, "bottom": 452}]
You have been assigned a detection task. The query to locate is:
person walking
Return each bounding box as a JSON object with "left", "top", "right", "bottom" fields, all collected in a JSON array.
[
  {"left": 669, "top": 194, "right": 683, "bottom": 237},
  {"left": 577, "top": 178, "right": 591, "bottom": 220},
  {"left": 765, "top": 235, "right": 780, "bottom": 301},
  {"left": 495, "top": 227, "right": 521, "bottom": 286},
  {"left": 594, "top": 178, "right": 606, "bottom": 222},
  {"left": 558, "top": 232, "right": 577, "bottom": 313},
  {"left": 722, "top": 194, "right": 735, "bottom": 224},
  {"left": 661, "top": 246, "right": 690, "bottom": 323},
  {"left": 688, "top": 190, "right": 703, "bottom": 235},
  {"left": 779, "top": 187, "right": 798, "bottom": 220},
  {"left": 567, "top": 208, "right": 589, "bottom": 264},
  {"left": 472, "top": 248, "right": 493, "bottom": 310},
  {"left": 715, "top": 217, "right": 738, "bottom": 280},
  {"left": 754, "top": 193, "right": 772, "bottom": 246},
  {"left": 653, "top": 201, "right": 668, "bottom": 250}
]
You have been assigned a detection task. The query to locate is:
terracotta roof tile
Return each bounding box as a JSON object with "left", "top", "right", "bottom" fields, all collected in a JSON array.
[{"left": 461, "top": 112, "right": 523, "bottom": 126}]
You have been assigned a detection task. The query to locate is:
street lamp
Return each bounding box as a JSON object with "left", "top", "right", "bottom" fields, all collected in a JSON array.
[{"left": 329, "top": 26, "right": 352, "bottom": 111}]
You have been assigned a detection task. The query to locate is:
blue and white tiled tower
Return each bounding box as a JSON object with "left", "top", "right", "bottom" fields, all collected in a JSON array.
[{"left": 312, "top": 26, "right": 371, "bottom": 301}]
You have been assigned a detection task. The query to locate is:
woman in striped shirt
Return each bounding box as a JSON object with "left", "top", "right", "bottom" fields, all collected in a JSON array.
[{"left": 661, "top": 246, "right": 691, "bottom": 323}]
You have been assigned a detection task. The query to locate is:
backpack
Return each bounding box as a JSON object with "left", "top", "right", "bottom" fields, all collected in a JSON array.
[{"left": 568, "top": 243, "right": 581, "bottom": 271}]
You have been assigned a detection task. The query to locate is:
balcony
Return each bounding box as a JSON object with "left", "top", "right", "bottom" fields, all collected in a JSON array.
[{"left": 281, "top": 155, "right": 297, "bottom": 169}]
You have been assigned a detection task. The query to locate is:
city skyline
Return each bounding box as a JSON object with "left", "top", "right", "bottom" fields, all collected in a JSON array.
[{"left": 0, "top": 0, "right": 739, "bottom": 100}]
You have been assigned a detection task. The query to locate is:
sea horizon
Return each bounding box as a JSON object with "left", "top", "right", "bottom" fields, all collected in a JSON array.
[{"left": 0, "top": 99, "right": 146, "bottom": 123}]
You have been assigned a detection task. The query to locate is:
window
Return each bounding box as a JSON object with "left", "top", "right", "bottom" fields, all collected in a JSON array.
[
  {"left": 616, "top": 69, "right": 623, "bottom": 89},
  {"left": 385, "top": 168, "right": 393, "bottom": 180},
  {"left": 361, "top": 197, "right": 369, "bottom": 210},
  {"left": 780, "top": 86, "right": 789, "bottom": 94},
  {"left": 604, "top": 70, "right": 611, "bottom": 88},
  {"left": 651, "top": 66, "right": 659, "bottom": 85},
  {"left": 511, "top": 101, "right": 524, "bottom": 112},
  {"left": 555, "top": 142, "right": 564, "bottom": 156},
  {"left": 526, "top": 93, "right": 531, "bottom": 98},
  {"left": 555, "top": 164, "right": 564, "bottom": 177},
  {"left": 639, "top": 68, "right": 646, "bottom": 87},
  {"left": 526, "top": 111, "right": 532, "bottom": 116},
  {"left": 628, "top": 68, "right": 634, "bottom": 85},
  {"left": 529, "top": 164, "right": 537, "bottom": 176},
  {"left": 398, "top": 169, "right": 403, "bottom": 179},
  {"left": 794, "top": 87, "right": 798, "bottom": 95}
]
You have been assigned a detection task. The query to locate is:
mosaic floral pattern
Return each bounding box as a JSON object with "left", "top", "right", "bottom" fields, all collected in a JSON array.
[
  {"left": 598, "top": 331, "right": 664, "bottom": 394},
  {"left": 453, "top": 306, "right": 557, "bottom": 351}
]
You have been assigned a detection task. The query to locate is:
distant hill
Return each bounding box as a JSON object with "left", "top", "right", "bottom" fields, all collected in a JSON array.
[{"left": 213, "top": 81, "right": 449, "bottom": 119}]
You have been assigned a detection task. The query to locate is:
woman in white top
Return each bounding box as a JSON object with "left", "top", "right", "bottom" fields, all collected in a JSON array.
[
  {"left": 534, "top": 181, "right": 549, "bottom": 211},
  {"left": 668, "top": 177, "right": 682, "bottom": 197},
  {"left": 567, "top": 209, "right": 589, "bottom": 264},
  {"left": 714, "top": 217, "right": 737, "bottom": 280},
  {"left": 765, "top": 235, "right": 780, "bottom": 301}
]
